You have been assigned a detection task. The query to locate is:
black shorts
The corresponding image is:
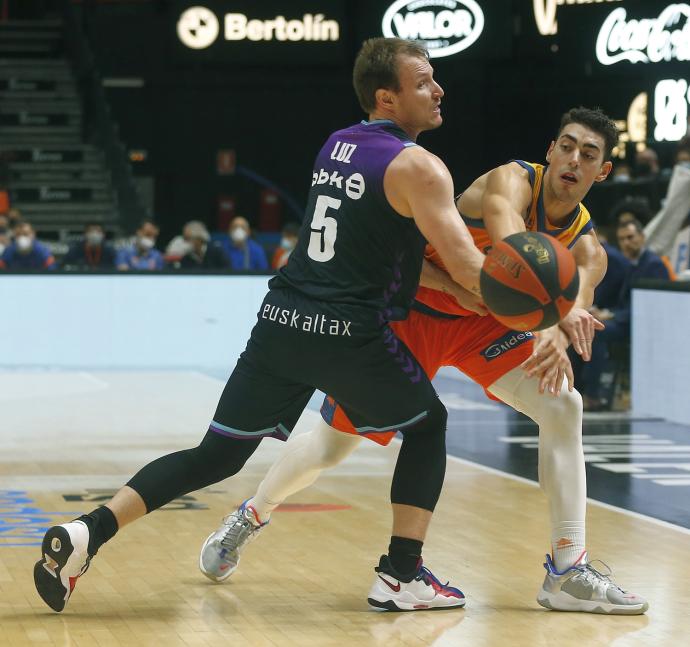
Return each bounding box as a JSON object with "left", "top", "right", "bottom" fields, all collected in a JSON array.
[{"left": 210, "top": 287, "right": 443, "bottom": 441}]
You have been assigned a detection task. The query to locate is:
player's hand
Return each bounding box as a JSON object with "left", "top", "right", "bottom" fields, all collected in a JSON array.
[
  {"left": 449, "top": 283, "right": 488, "bottom": 316},
  {"left": 559, "top": 307, "right": 605, "bottom": 361},
  {"left": 520, "top": 326, "right": 574, "bottom": 395}
]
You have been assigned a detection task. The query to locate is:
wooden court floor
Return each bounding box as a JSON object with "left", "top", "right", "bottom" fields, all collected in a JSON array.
[{"left": 1, "top": 370, "right": 689, "bottom": 646}]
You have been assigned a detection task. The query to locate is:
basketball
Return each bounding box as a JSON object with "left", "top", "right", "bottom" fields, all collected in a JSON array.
[{"left": 480, "top": 231, "right": 579, "bottom": 331}]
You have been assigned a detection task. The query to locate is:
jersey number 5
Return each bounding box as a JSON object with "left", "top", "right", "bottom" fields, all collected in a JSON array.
[{"left": 307, "top": 194, "right": 340, "bottom": 262}]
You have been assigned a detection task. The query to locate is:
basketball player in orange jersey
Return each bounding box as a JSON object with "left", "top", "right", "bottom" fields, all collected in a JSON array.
[{"left": 200, "top": 107, "right": 649, "bottom": 614}]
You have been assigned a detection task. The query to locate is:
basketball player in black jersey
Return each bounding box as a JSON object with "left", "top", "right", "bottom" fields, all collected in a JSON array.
[{"left": 34, "top": 38, "right": 486, "bottom": 613}]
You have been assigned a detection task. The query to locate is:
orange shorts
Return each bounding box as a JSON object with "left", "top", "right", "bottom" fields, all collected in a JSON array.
[{"left": 321, "top": 309, "right": 535, "bottom": 445}]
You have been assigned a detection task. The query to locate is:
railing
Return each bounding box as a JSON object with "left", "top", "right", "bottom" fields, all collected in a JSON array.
[{"left": 59, "top": 0, "right": 147, "bottom": 233}]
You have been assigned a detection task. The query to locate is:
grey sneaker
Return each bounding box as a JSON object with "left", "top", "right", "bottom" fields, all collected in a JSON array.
[
  {"left": 199, "top": 499, "right": 268, "bottom": 582},
  {"left": 537, "top": 553, "right": 648, "bottom": 615}
]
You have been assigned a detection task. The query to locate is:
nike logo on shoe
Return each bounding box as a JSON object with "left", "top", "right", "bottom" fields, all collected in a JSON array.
[
  {"left": 377, "top": 575, "right": 401, "bottom": 592},
  {"left": 42, "top": 555, "right": 59, "bottom": 578}
]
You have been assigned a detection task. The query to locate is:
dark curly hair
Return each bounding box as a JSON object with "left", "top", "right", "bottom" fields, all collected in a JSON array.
[
  {"left": 557, "top": 107, "right": 619, "bottom": 161},
  {"left": 610, "top": 196, "right": 653, "bottom": 225}
]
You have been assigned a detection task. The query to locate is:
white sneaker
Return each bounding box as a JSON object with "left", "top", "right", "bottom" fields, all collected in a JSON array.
[
  {"left": 537, "top": 553, "right": 648, "bottom": 615},
  {"left": 367, "top": 555, "right": 466, "bottom": 611},
  {"left": 33, "top": 521, "right": 92, "bottom": 612},
  {"left": 199, "top": 499, "right": 268, "bottom": 582}
]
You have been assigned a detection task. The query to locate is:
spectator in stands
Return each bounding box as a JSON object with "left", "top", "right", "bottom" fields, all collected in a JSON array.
[
  {"left": 0, "top": 214, "right": 11, "bottom": 257},
  {"left": 635, "top": 147, "right": 660, "bottom": 180},
  {"left": 7, "top": 207, "right": 22, "bottom": 229},
  {"left": 0, "top": 221, "right": 55, "bottom": 270},
  {"left": 271, "top": 222, "right": 299, "bottom": 270},
  {"left": 222, "top": 216, "right": 268, "bottom": 271},
  {"left": 116, "top": 220, "right": 164, "bottom": 271},
  {"left": 611, "top": 161, "right": 632, "bottom": 183},
  {"left": 62, "top": 223, "right": 116, "bottom": 270},
  {"left": 0, "top": 158, "right": 9, "bottom": 216},
  {"left": 178, "top": 222, "right": 230, "bottom": 270},
  {"left": 592, "top": 228, "right": 631, "bottom": 311},
  {"left": 165, "top": 220, "right": 203, "bottom": 263},
  {"left": 582, "top": 218, "right": 672, "bottom": 410},
  {"left": 611, "top": 196, "right": 653, "bottom": 226},
  {"left": 676, "top": 137, "right": 690, "bottom": 167}
]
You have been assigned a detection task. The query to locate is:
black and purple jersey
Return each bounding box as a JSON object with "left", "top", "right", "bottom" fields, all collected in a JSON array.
[{"left": 271, "top": 119, "right": 426, "bottom": 323}]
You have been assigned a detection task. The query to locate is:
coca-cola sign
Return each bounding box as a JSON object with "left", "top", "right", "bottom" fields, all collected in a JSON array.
[{"left": 596, "top": 4, "right": 690, "bottom": 66}]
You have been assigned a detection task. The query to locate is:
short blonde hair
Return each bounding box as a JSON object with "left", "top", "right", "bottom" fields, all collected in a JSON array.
[{"left": 353, "top": 38, "right": 428, "bottom": 114}]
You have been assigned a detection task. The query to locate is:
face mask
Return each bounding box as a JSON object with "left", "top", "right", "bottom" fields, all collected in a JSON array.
[
  {"left": 0, "top": 226, "right": 7, "bottom": 235},
  {"left": 16, "top": 235, "right": 33, "bottom": 252},
  {"left": 86, "top": 231, "right": 104, "bottom": 246},
  {"left": 138, "top": 236, "right": 155, "bottom": 251},
  {"left": 231, "top": 227, "right": 248, "bottom": 244},
  {"left": 280, "top": 237, "right": 296, "bottom": 250},
  {"left": 613, "top": 174, "right": 630, "bottom": 183}
]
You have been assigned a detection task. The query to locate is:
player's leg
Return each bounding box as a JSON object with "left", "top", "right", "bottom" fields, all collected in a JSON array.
[
  {"left": 320, "top": 317, "right": 462, "bottom": 611},
  {"left": 198, "top": 312, "right": 462, "bottom": 609},
  {"left": 34, "top": 318, "right": 314, "bottom": 612},
  {"left": 251, "top": 417, "right": 362, "bottom": 519},
  {"left": 488, "top": 367, "right": 587, "bottom": 568},
  {"left": 488, "top": 365, "right": 648, "bottom": 614},
  {"left": 199, "top": 417, "right": 362, "bottom": 582},
  {"left": 445, "top": 314, "right": 586, "bottom": 568},
  {"left": 450, "top": 314, "right": 647, "bottom": 614}
]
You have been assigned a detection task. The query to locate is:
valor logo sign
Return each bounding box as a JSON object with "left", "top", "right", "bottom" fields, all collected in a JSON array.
[
  {"left": 382, "top": 0, "right": 485, "bottom": 59},
  {"left": 596, "top": 4, "right": 690, "bottom": 65}
]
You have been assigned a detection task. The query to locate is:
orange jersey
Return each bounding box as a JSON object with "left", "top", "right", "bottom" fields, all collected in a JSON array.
[{"left": 416, "top": 160, "right": 594, "bottom": 316}]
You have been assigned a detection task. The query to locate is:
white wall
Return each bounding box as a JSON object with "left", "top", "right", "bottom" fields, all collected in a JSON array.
[
  {"left": 0, "top": 275, "right": 270, "bottom": 370},
  {"left": 632, "top": 287, "right": 690, "bottom": 425}
]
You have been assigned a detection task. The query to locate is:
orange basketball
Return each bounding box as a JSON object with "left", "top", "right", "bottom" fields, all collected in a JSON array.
[{"left": 480, "top": 231, "right": 579, "bottom": 331}]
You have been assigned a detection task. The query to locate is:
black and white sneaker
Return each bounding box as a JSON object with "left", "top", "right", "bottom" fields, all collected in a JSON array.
[
  {"left": 33, "top": 521, "right": 92, "bottom": 612},
  {"left": 367, "top": 555, "right": 466, "bottom": 611}
]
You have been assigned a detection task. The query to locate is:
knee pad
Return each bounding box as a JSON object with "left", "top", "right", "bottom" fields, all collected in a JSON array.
[
  {"left": 531, "top": 388, "right": 583, "bottom": 445},
  {"left": 391, "top": 397, "right": 447, "bottom": 512},
  {"left": 195, "top": 430, "right": 257, "bottom": 482}
]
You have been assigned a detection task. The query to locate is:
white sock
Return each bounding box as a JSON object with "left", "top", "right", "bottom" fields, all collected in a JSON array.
[
  {"left": 249, "top": 418, "right": 362, "bottom": 522},
  {"left": 551, "top": 521, "right": 586, "bottom": 571},
  {"left": 489, "top": 367, "right": 587, "bottom": 572}
]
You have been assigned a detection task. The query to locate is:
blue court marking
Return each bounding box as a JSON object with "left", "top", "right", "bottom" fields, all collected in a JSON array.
[{"left": 0, "top": 490, "right": 82, "bottom": 548}]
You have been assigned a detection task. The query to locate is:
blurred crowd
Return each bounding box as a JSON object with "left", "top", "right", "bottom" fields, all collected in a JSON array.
[
  {"left": 0, "top": 211, "right": 301, "bottom": 273},
  {"left": 570, "top": 137, "right": 690, "bottom": 411}
]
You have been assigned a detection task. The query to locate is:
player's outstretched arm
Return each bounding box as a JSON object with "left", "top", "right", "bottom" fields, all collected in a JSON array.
[
  {"left": 420, "top": 259, "right": 488, "bottom": 315},
  {"left": 385, "top": 147, "right": 484, "bottom": 295},
  {"left": 561, "top": 230, "right": 607, "bottom": 361},
  {"left": 481, "top": 163, "right": 533, "bottom": 242}
]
